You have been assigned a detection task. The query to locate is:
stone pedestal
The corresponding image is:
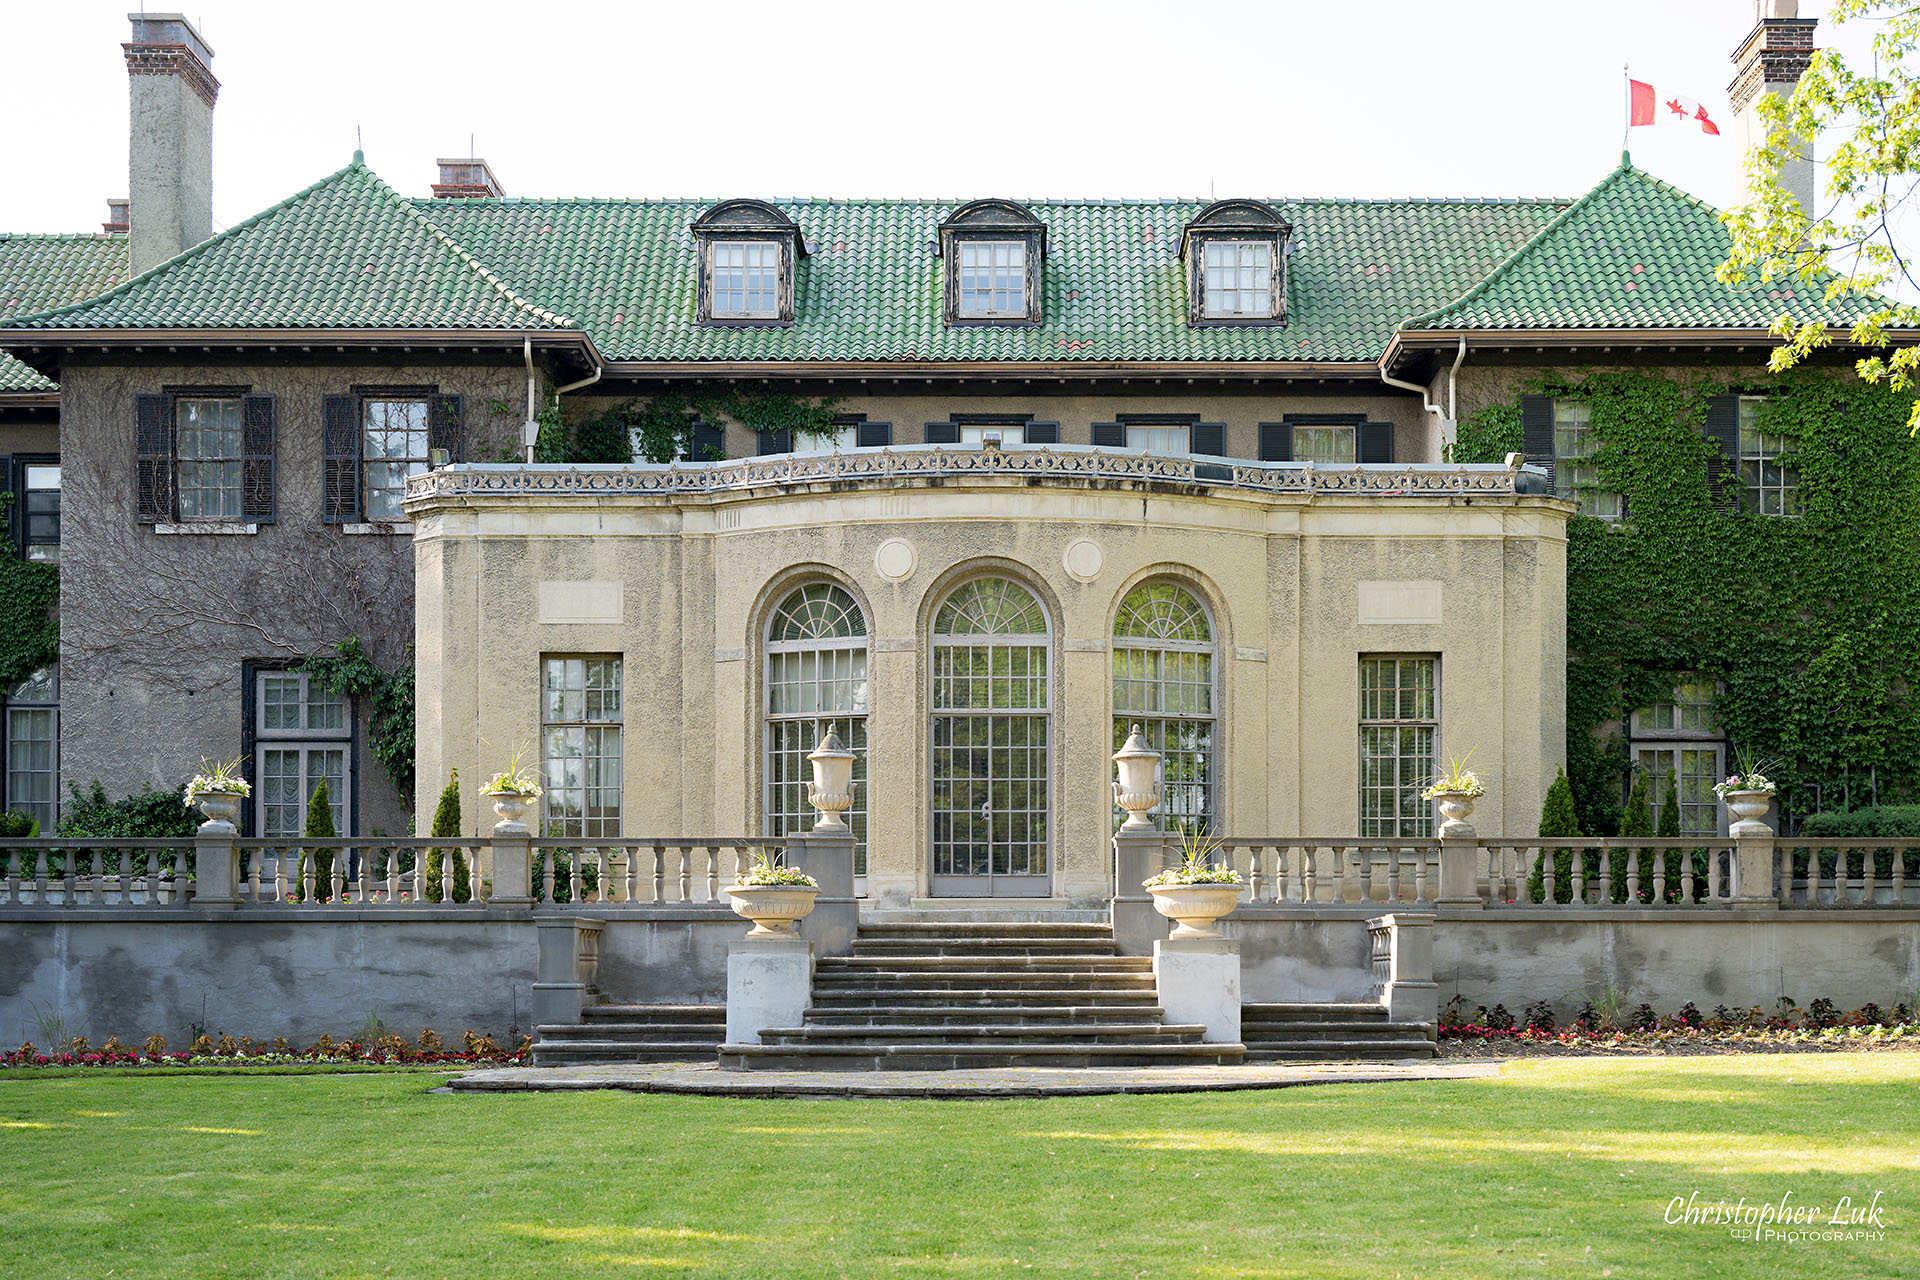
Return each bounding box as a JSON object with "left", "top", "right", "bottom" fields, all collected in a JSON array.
[
  {"left": 1733, "top": 834, "right": 1782, "bottom": 910},
  {"left": 1152, "top": 936, "right": 1240, "bottom": 1043},
  {"left": 532, "top": 917, "right": 604, "bottom": 1028},
  {"left": 1437, "top": 834, "right": 1484, "bottom": 909},
  {"left": 787, "top": 832, "right": 859, "bottom": 956},
  {"left": 1111, "top": 830, "right": 1169, "bottom": 955},
  {"left": 1369, "top": 912, "right": 1439, "bottom": 1026},
  {"left": 726, "top": 937, "right": 814, "bottom": 1045}
]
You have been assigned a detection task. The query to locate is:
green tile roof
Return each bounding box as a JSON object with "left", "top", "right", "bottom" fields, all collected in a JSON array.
[
  {"left": 419, "top": 196, "right": 1566, "bottom": 364},
  {"left": 1403, "top": 156, "right": 1880, "bottom": 332},
  {"left": 6, "top": 157, "right": 572, "bottom": 337},
  {"left": 0, "top": 233, "right": 127, "bottom": 391}
]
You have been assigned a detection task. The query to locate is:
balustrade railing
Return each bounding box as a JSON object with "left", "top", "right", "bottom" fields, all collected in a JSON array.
[
  {"left": 0, "top": 841, "right": 195, "bottom": 906},
  {"left": 529, "top": 838, "right": 786, "bottom": 906},
  {"left": 1481, "top": 838, "right": 1742, "bottom": 907},
  {"left": 1202, "top": 839, "right": 1441, "bottom": 906},
  {"left": 235, "top": 840, "right": 489, "bottom": 906},
  {"left": 1777, "top": 840, "right": 1918, "bottom": 907}
]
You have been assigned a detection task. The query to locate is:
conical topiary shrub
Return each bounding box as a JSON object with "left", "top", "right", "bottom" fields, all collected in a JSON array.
[
  {"left": 304, "top": 778, "right": 337, "bottom": 901},
  {"left": 1617, "top": 771, "right": 1652, "bottom": 902},
  {"left": 1529, "top": 767, "right": 1580, "bottom": 903},
  {"left": 1657, "top": 768, "right": 1683, "bottom": 901},
  {"left": 425, "top": 770, "right": 468, "bottom": 903}
]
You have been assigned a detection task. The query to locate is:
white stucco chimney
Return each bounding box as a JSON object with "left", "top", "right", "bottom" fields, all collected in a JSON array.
[
  {"left": 125, "top": 12, "right": 218, "bottom": 274},
  {"left": 1729, "top": 0, "right": 1818, "bottom": 213}
]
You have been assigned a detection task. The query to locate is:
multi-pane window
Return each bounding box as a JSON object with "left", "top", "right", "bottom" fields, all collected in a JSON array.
[
  {"left": 362, "top": 398, "right": 429, "bottom": 522},
  {"left": 791, "top": 424, "right": 862, "bottom": 454},
  {"left": 1737, "top": 395, "right": 1799, "bottom": 516},
  {"left": 1292, "top": 425, "right": 1356, "bottom": 463},
  {"left": 1112, "top": 584, "right": 1216, "bottom": 834},
  {"left": 175, "top": 397, "right": 243, "bottom": 520},
  {"left": 1125, "top": 423, "right": 1190, "bottom": 455},
  {"left": 1631, "top": 677, "right": 1723, "bottom": 836},
  {"left": 542, "top": 656, "right": 623, "bottom": 838},
  {"left": 931, "top": 579, "right": 1051, "bottom": 891},
  {"left": 17, "top": 462, "right": 59, "bottom": 561},
  {"left": 957, "top": 241, "right": 1027, "bottom": 318},
  {"left": 1202, "top": 240, "right": 1274, "bottom": 318},
  {"left": 960, "top": 422, "right": 1025, "bottom": 446},
  {"left": 254, "top": 670, "right": 351, "bottom": 839},
  {"left": 711, "top": 241, "right": 781, "bottom": 319},
  {"left": 1359, "top": 657, "right": 1436, "bottom": 838},
  {"left": 1552, "top": 401, "right": 1622, "bottom": 519},
  {"left": 765, "top": 585, "right": 869, "bottom": 875},
  {"left": 4, "top": 667, "right": 57, "bottom": 831}
]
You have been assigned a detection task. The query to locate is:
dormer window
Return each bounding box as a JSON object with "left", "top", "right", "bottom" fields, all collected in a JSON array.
[
  {"left": 1181, "top": 199, "right": 1290, "bottom": 327},
  {"left": 938, "top": 199, "right": 1046, "bottom": 327},
  {"left": 691, "top": 199, "right": 805, "bottom": 327}
]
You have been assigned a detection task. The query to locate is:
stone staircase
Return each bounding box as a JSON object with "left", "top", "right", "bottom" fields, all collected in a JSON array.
[
  {"left": 1241, "top": 1002, "right": 1437, "bottom": 1060},
  {"left": 718, "top": 921, "right": 1247, "bottom": 1070},
  {"left": 531, "top": 1004, "right": 725, "bottom": 1066}
]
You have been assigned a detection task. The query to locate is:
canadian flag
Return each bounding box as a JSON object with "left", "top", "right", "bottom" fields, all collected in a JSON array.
[{"left": 1630, "top": 79, "right": 1722, "bottom": 136}]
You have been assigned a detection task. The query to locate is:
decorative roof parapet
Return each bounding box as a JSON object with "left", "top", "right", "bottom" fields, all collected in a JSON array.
[{"left": 404, "top": 445, "right": 1550, "bottom": 507}]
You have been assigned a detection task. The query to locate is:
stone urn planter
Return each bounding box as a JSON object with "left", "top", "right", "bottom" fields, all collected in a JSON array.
[
  {"left": 724, "top": 884, "right": 820, "bottom": 938},
  {"left": 1429, "top": 790, "right": 1477, "bottom": 837},
  {"left": 193, "top": 789, "right": 244, "bottom": 829},
  {"left": 1145, "top": 882, "right": 1244, "bottom": 939},
  {"left": 487, "top": 791, "right": 536, "bottom": 829},
  {"left": 1723, "top": 789, "right": 1773, "bottom": 837}
]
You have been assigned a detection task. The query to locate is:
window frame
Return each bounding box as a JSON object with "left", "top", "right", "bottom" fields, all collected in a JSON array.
[
  {"left": 3, "top": 666, "right": 58, "bottom": 831},
  {"left": 1550, "top": 399, "right": 1623, "bottom": 520},
  {"left": 247, "top": 667, "right": 354, "bottom": 840},
  {"left": 1200, "top": 238, "right": 1278, "bottom": 321},
  {"left": 9, "top": 453, "right": 59, "bottom": 561},
  {"left": 1735, "top": 394, "right": 1800, "bottom": 516},
  {"left": 1179, "top": 200, "right": 1291, "bottom": 329},
  {"left": 763, "top": 583, "right": 870, "bottom": 880},
  {"left": 172, "top": 395, "right": 246, "bottom": 522},
  {"left": 938, "top": 200, "right": 1047, "bottom": 329},
  {"left": 540, "top": 654, "right": 625, "bottom": 840},
  {"left": 691, "top": 200, "right": 803, "bottom": 329},
  {"left": 1358, "top": 655, "right": 1438, "bottom": 839},
  {"left": 954, "top": 239, "right": 1030, "bottom": 320},
  {"left": 1111, "top": 582, "right": 1219, "bottom": 835},
  {"left": 707, "top": 238, "right": 786, "bottom": 322},
  {"left": 360, "top": 395, "right": 431, "bottom": 524}
]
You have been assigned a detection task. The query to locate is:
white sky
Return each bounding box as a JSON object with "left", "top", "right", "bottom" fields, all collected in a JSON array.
[{"left": 0, "top": 0, "right": 1884, "bottom": 233}]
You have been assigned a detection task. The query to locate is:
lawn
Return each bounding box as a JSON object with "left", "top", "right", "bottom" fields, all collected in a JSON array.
[{"left": 0, "top": 1057, "right": 1910, "bottom": 1278}]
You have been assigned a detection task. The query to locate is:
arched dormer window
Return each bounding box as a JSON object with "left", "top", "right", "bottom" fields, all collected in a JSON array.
[
  {"left": 691, "top": 199, "right": 806, "bottom": 327},
  {"left": 937, "top": 199, "right": 1046, "bottom": 327},
  {"left": 1179, "top": 199, "right": 1291, "bottom": 327}
]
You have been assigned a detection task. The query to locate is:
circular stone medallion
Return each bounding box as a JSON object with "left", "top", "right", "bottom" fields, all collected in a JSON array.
[
  {"left": 873, "top": 537, "right": 918, "bottom": 582},
  {"left": 1062, "top": 538, "right": 1105, "bottom": 583}
]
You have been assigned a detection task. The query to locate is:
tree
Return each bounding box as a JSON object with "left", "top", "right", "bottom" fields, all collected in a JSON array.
[
  {"left": 1531, "top": 767, "right": 1580, "bottom": 903},
  {"left": 1721, "top": 0, "right": 1920, "bottom": 431},
  {"left": 303, "top": 778, "right": 337, "bottom": 901},
  {"left": 425, "top": 770, "right": 469, "bottom": 903}
]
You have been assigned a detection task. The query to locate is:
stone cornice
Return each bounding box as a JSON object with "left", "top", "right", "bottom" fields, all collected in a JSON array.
[{"left": 123, "top": 43, "right": 220, "bottom": 109}]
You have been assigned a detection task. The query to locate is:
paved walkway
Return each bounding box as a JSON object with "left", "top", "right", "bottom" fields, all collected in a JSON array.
[{"left": 448, "top": 1058, "right": 1498, "bottom": 1098}]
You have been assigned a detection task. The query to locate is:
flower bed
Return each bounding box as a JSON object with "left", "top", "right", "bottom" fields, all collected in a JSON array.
[
  {"left": 3, "top": 1028, "right": 530, "bottom": 1070},
  {"left": 1440, "top": 995, "right": 1920, "bottom": 1056}
]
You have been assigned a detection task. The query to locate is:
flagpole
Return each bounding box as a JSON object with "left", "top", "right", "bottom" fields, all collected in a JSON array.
[{"left": 1622, "top": 63, "right": 1630, "bottom": 156}]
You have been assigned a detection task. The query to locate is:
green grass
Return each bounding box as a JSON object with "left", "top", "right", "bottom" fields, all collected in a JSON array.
[{"left": 1, "top": 1057, "right": 1912, "bottom": 1278}]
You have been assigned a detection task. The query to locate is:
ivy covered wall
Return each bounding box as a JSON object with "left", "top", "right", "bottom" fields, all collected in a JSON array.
[{"left": 1454, "top": 366, "right": 1920, "bottom": 832}]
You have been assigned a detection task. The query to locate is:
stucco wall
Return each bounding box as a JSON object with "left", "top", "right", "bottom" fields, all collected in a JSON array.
[
  {"left": 54, "top": 357, "right": 532, "bottom": 835},
  {"left": 412, "top": 469, "right": 1570, "bottom": 907}
]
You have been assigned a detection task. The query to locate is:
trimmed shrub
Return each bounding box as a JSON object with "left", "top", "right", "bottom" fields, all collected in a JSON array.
[
  {"left": 1802, "top": 805, "right": 1920, "bottom": 838},
  {"left": 54, "top": 781, "right": 197, "bottom": 877},
  {"left": 301, "top": 779, "right": 338, "bottom": 900},
  {"left": 424, "top": 770, "right": 468, "bottom": 903},
  {"left": 1529, "top": 767, "right": 1580, "bottom": 903}
]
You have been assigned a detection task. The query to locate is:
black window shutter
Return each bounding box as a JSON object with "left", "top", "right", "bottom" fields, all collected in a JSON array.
[
  {"left": 241, "top": 394, "right": 276, "bottom": 524},
  {"left": 428, "top": 393, "right": 464, "bottom": 464},
  {"left": 856, "top": 420, "right": 892, "bottom": 448},
  {"left": 690, "top": 422, "right": 726, "bottom": 460},
  {"left": 1091, "top": 422, "right": 1125, "bottom": 448},
  {"left": 1191, "top": 422, "right": 1227, "bottom": 456},
  {"left": 759, "top": 428, "right": 792, "bottom": 455},
  {"left": 135, "top": 393, "right": 176, "bottom": 522},
  {"left": 1259, "top": 423, "right": 1293, "bottom": 462},
  {"left": 1358, "top": 421, "right": 1394, "bottom": 463},
  {"left": 1704, "top": 393, "right": 1742, "bottom": 514},
  {"left": 924, "top": 421, "right": 961, "bottom": 445},
  {"left": 1025, "top": 421, "right": 1059, "bottom": 445},
  {"left": 322, "top": 394, "right": 361, "bottom": 523},
  {"left": 1520, "top": 394, "right": 1555, "bottom": 477}
]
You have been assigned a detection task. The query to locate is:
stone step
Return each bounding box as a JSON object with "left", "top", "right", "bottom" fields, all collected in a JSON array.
[
  {"left": 862, "top": 908, "right": 1112, "bottom": 925},
  {"left": 820, "top": 956, "right": 1149, "bottom": 972},
  {"left": 1243, "top": 1039, "right": 1438, "bottom": 1061},
  {"left": 1241, "top": 1019, "right": 1435, "bottom": 1040},
  {"left": 537, "top": 1022, "right": 724, "bottom": 1038},
  {"left": 581, "top": 1004, "right": 726, "bottom": 1025},
  {"left": 718, "top": 1041, "right": 1247, "bottom": 1071},
  {"left": 851, "top": 939, "right": 1120, "bottom": 957},
  {"left": 757, "top": 1023, "right": 1211, "bottom": 1047},
  {"left": 856, "top": 921, "right": 1116, "bottom": 937},
  {"left": 529, "top": 1039, "right": 722, "bottom": 1066},
  {"left": 1241, "top": 1002, "right": 1390, "bottom": 1023},
  {"left": 805, "top": 1004, "right": 1169, "bottom": 1026},
  {"left": 810, "top": 988, "right": 1162, "bottom": 1007}
]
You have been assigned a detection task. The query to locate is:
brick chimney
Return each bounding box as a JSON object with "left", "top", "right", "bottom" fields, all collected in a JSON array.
[
  {"left": 103, "top": 198, "right": 131, "bottom": 234},
  {"left": 125, "top": 12, "right": 217, "bottom": 273},
  {"left": 432, "top": 158, "right": 506, "bottom": 199},
  {"left": 1729, "top": 0, "right": 1818, "bottom": 212}
]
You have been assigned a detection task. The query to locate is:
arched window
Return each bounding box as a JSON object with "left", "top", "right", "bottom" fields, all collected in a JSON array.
[
  {"left": 765, "top": 584, "right": 869, "bottom": 873},
  {"left": 1112, "top": 583, "right": 1216, "bottom": 833},
  {"left": 931, "top": 578, "right": 1052, "bottom": 896}
]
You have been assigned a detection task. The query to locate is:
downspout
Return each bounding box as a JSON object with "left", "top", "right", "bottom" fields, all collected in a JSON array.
[
  {"left": 1378, "top": 337, "right": 1467, "bottom": 457},
  {"left": 522, "top": 338, "right": 606, "bottom": 462}
]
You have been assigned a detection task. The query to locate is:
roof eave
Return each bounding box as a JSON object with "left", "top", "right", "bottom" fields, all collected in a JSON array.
[
  {"left": 0, "top": 327, "right": 604, "bottom": 374},
  {"left": 598, "top": 358, "right": 1386, "bottom": 383}
]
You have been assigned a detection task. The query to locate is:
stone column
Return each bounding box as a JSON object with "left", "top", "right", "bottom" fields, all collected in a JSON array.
[
  {"left": 789, "top": 832, "right": 859, "bottom": 956},
  {"left": 488, "top": 818, "right": 533, "bottom": 908},
  {"left": 1111, "top": 829, "right": 1169, "bottom": 955},
  {"left": 1153, "top": 936, "right": 1241, "bottom": 1043},
  {"left": 1733, "top": 835, "right": 1782, "bottom": 910},
  {"left": 532, "top": 917, "right": 603, "bottom": 1027},
  {"left": 725, "top": 937, "right": 814, "bottom": 1046},
  {"left": 191, "top": 816, "right": 240, "bottom": 909},
  {"left": 1369, "top": 911, "right": 1439, "bottom": 1026},
  {"left": 1437, "top": 834, "right": 1484, "bottom": 909}
]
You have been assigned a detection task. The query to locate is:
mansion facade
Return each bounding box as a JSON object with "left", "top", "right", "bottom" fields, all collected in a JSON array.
[{"left": 0, "top": 7, "right": 1900, "bottom": 907}]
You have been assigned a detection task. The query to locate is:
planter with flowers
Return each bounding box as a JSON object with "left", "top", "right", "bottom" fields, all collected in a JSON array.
[
  {"left": 1714, "top": 752, "right": 1776, "bottom": 836},
  {"left": 1421, "top": 752, "right": 1487, "bottom": 837},
  {"left": 184, "top": 758, "right": 251, "bottom": 831},
  {"left": 725, "top": 848, "right": 820, "bottom": 937},
  {"left": 1143, "top": 831, "right": 1245, "bottom": 938},
  {"left": 481, "top": 746, "right": 542, "bottom": 830}
]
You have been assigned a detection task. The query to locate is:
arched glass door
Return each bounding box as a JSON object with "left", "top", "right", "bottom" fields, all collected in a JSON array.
[
  {"left": 930, "top": 578, "right": 1051, "bottom": 897},
  {"left": 765, "top": 584, "right": 868, "bottom": 877},
  {"left": 1112, "top": 583, "right": 1217, "bottom": 834}
]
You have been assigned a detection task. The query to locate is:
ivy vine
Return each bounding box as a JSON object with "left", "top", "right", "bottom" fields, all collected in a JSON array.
[
  {"left": 1455, "top": 369, "right": 1920, "bottom": 831},
  {"left": 0, "top": 491, "right": 58, "bottom": 692},
  {"left": 537, "top": 384, "right": 842, "bottom": 464},
  {"left": 300, "top": 636, "right": 416, "bottom": 810}
]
